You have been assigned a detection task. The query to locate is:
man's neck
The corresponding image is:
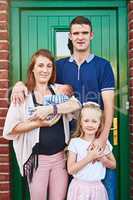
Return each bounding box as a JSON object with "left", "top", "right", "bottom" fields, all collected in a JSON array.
[{"left": 73, "top": 50, "right": 91, "bottom": 65}]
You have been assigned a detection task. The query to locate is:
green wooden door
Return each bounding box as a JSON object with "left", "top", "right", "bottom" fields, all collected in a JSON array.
[{"left": 10, "top": 1, "right": 128, "bottom": 200}]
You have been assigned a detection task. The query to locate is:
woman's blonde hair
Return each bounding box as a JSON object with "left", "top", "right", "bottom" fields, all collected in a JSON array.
[{"left": 72, "top": 102, "right": 104, "bottom": 138}]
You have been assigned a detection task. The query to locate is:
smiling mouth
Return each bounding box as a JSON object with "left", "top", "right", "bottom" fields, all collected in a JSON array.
[{"left": 40, "top": 74, "right": 49, "bottom": 77}]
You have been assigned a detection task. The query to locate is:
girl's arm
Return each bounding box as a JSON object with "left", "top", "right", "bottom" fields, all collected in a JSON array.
[
  {"left": 67, "top": 146, "right": 103, "bottom": 175},
  {"left": 99, "top": 152, "right": 116, "bottom": 169}
]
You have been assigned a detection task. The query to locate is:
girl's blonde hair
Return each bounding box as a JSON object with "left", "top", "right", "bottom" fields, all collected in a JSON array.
[{"left": 72, "top": 102, "right": 104, "bottom": 138}]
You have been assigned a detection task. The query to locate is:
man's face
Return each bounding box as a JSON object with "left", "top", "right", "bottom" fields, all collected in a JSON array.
[{"left": 69, "top": 24, "right": 94, "bottom": 53}]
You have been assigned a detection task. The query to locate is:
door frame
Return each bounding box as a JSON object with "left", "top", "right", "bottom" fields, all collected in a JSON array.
[{"left": 10, "top": 0, "right": 129, "bottom": 199}]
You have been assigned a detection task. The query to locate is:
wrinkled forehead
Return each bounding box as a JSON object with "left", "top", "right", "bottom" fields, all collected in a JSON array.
[{"left": 70, "top": 24, "right": 91, "bottom": 33}]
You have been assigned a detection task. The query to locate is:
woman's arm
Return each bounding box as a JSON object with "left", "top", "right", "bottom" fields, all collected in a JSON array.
[
  {"left": 12, "top": 118, "right": 50, "bottom": 135},
  {"left": 3, "top": 100, "right": 51, "bottom": 138}
]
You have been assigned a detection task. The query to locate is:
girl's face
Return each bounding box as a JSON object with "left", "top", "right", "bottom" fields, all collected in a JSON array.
[
  {"left": 81, "top": 108, "right": 101, "bottom": 137},
  {"left": 32, "top": 55, "right": 53, "bottom": 84}
]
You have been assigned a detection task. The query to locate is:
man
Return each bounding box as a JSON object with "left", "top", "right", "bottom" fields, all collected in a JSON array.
[
  {"left": 56, "top": 16, "right": 115, "bottom": 150},
  {"left": 12, "top": 16, "right": 116, "bottom": 199}
]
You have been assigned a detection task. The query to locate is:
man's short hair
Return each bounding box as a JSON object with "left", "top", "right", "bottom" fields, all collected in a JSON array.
[
  {"left": 68, "top": 16, "right": 92, "bottom": 55},
  {"left": 69, "top": 16, "right": 92, "bottom": 32}
]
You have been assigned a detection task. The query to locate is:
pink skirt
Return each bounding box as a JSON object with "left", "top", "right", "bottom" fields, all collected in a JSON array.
[{"left": 67, "top": 178, "right": 108, "bottom": 200}]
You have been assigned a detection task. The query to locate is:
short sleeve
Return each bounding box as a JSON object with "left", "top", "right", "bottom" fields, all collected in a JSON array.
[
  {"left": 67, "top": 139, "right": 78, "bottom": 154},
  {"left": 104, "top": 140, "right": 113, "bottom": 155},
  {"left": 100, "top": 62, "right": 115, "bottom": 92}
]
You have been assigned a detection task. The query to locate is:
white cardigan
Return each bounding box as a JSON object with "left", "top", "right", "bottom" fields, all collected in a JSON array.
[{"left": 3, "top": 89, "right": 79, "bottom": 176}]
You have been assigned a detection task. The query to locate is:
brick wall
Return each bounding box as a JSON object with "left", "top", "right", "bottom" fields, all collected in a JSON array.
[
  {"left": 129, "top": 0, "right": 133, "bottom": 199},
  {"left": 0, "top": 0, "right": 10, "bottom": 200},
  {"left": 0, "top": 0, "right": 132, "bottom": 200}
]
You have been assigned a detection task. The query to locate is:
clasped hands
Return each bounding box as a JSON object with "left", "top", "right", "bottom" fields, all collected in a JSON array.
[{"left": 87, "top": 138, "right": 107, "bottom": 162}]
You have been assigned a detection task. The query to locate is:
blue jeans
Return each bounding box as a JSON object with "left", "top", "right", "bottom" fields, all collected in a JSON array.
[{"left": 102, "top": 169, "right": 117, "bottom": 200}]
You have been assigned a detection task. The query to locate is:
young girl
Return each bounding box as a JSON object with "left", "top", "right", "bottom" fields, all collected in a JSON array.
[{"left": 67, "top": 102, "right": 116, "bottom": 200}]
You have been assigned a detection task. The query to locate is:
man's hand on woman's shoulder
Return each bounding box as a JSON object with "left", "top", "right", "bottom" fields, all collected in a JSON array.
[{"left": 11, "top": 81, "right": 28, "bottom": 104}]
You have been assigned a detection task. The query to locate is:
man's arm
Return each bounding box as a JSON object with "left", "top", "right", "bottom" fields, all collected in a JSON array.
[
  {"left": 93, "top": 90, "right": 114, "bottom": 150},
  {"left": 31, "top": 97, "right": 81, "bottom": 120},
  {"left": 11, "top": 81, "right": 28, "bottom": 104}
]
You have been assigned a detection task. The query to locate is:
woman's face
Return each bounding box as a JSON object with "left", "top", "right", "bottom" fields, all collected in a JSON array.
[{"left": 32, "top": 55, "right": 53, "bottom": 84}]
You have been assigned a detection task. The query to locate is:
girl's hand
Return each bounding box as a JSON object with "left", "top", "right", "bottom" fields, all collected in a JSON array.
[{"left": 87, "top": 145, "right": 104, "bottom": 161}]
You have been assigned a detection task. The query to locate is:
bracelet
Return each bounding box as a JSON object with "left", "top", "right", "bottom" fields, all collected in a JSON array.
[{"left": 53, "top": 104, "right": 58, "bottom": 115}]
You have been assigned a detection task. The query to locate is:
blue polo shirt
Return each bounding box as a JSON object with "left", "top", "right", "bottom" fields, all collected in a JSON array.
[{"left": 56, "top": 54, "right": 115, "bottom": 109}]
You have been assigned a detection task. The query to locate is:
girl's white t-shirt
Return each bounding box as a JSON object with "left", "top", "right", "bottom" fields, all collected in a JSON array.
[{"left": 68, "top": 137, "right": 112, "bottom": 182}]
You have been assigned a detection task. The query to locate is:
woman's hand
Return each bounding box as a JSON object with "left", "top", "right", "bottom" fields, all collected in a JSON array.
[
  {"left": 33, "top": 118, "right": 52, "bottom": 127},
  {"left": 30, "top": 105, "right": 53, "bottom": 120}
]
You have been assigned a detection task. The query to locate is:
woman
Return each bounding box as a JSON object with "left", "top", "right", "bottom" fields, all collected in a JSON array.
[{"left": 3, "top": 49, "right": 81, "bottom": 200}]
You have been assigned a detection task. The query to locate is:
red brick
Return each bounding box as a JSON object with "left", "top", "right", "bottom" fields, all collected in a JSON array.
[
  {"left": 0, "top": 164, "right": 9, "bottom": 173},
  {"left": 0, "top": 99, "right": 9, "bottom": 107},
  {"left": 0, "top": 61, "right": 9, "bottom": 70},
  {"left": 129, "top": 134, "right": 133, "bottom": 143},
  {"left": 0, "top": 109, "right": 8, "bottom": 117},
  {"left": 0, "top": 70, "right": 8, "bottom": 79},
  {"left": 129, "top": 50, "right": 133, "bottom": 58},
  {"left": 129, "top": 79, "right": 133, "bottom": 87},
  {"left": 0, "top": 146, "right": 9, "bottom": 154},
  {"left": 0, "top": 192, "right": 10, "bottom": 199},
  {"left": 129, "top": 40, "right": 133, "bottom": 49},
  {"left": 0, "top": 14, "right": 8, "bottom": 21},
  {"left": 129, "top": 31, "right": 133, "bottom": 40},
  {"left": 129, "top": 117, "right": 133, "bottom": 124},
  {"left": 0, "top": 89, "right": 8, "bottom": 98},
  {"left": 129, "top": 59, "right": 133, "bottom": 68},
  {"left": 0, "top": 51, "right": 9, "bottom": 60},
  {"left": 0, "top": 173, "right": 9, "bottom": 181},
  {"left": 0, "top": 42, "right": 9, "bottom": 50},
  {"left": 0, "top": 3, "right": 8, "bottom": 11},
  {"left": 0, "top": 182, "right": 10, "bottom": 191},
  {"left": 0, "top": 118, "right": 6, "bottom": 127},
  {"left": 129, "top": 11, "right": 133, "bottom": 21},
  {"left": 129, "top": 106, "right": 133, "bottom": 114},
  {"left": 0, "top": 155, "right": 9, "bottom": 163},
  {"left": 129, "top": 88, "right": 133, "bottom": 96},
  {"left": 129, "top": 21, "right": 133, "bottom": 30},
  {"left": 0, "top": 21, "right": 8, "bottom": 30},
  {"left": 129, "top": 2, "right": 133, "bottom": 11},
  {"left": 0, "top": 137, "right": 9, "bottom": 144},
  {"left": 128, "top": 67, "right": 133, "bottom": 78},
  {"left": 0, "top": 80, "right": 8, "bottom": 88},
  {"left": 0, "top": 31, "right": 8, "bottom": 40}
]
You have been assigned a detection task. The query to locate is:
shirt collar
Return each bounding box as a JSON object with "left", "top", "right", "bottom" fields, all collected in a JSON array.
[{"left": 69, "top": 54, "right": 95, "bottom": 63}]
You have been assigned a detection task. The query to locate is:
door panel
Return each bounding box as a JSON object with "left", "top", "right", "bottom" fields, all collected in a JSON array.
[{"left": 11, "top": 4, "right": 128, "bottom": 199}]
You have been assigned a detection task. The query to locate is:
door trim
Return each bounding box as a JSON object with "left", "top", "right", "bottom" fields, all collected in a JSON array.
[{"left": 10, "top": 0, "right": 129, "bottom": 199}]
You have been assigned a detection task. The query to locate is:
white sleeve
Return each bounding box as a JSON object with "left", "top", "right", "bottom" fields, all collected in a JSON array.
[
  {"left": 104, "top": 140, "right": 113, "bottom": 155},
  {"left": 67, "top": 139, "right": 77, "bottom": 154},
  {"left": 3, "top": 103, "right": 24, "bottom": 140}
]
